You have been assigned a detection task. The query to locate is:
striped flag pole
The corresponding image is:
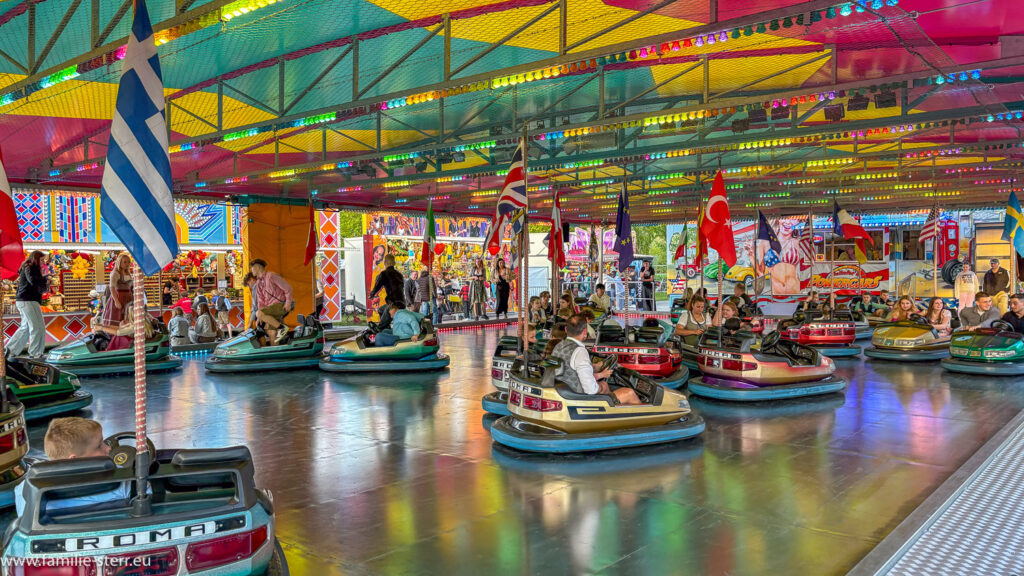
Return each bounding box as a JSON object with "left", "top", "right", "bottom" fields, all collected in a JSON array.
[
  {"left": 99, "top": 0, "right": 179, "bottom": 514},
  {"left": 0, "top": 293, "right": 6, "bottom": 414},
  {"left": 519, "top": 124, "right": 529, "bottom": 365}
]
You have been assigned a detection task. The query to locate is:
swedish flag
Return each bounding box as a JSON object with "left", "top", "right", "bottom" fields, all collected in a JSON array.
[{"left": 1002, "top": 191, "right": 1024, "bottom": 257}]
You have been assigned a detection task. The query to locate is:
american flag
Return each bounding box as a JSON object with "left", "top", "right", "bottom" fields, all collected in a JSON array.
[
  {"left": 918, "top": 204, "right": 940, "bottom": 244},
  {"left": 794, "top": 223, "right": 815, "bottom": 267},
  {"left": 482, "top": 141, "right": 528, "bottom": 253}
]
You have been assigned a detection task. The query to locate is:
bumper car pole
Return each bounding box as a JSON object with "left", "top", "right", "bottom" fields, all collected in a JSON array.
[
  {"left": 131, "top": 262, "right": 152, "bottom": 517},
  {"left": 0, "top": 292, "right": 7, "bottom": 415},
  {"left": 518, "top": 125, "right": 529, "bottom": 377}
]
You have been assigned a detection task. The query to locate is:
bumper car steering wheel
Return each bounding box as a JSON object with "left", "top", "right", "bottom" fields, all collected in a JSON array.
[
  {"left": 908, "top": 313, "right": 931, "bottom": 327},
  {"left": 991, "top": 320, "right": 1014, "bottom": 333},
  {"left": 104, "top": 432, "right": 157, "bottom": 470},
  {"left": 367, "top": 321, "right": 380, "bottom": 334},
  {"left": 761, "top": 329, "right": 781, "bottom": 351},
  {"left": 596, "top": 353, "right": 618, "bottom": 373}
]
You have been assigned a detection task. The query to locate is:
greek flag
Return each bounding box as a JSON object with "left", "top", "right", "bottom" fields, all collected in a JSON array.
[{"left": 100, "top": 0, "right": 178, "bottom": 275}]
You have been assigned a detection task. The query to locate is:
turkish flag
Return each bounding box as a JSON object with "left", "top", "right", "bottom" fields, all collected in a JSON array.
[{"left": 700, "top": 171, "right": 737, "bottom": 267}]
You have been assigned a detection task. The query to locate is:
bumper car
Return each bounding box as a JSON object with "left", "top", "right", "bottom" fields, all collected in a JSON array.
[
  {"left": 833, "top": 309, "right": 873, "bottom": 340},
  {"left": 3, "top": 440, "right": 287, "bottom": 575},
  {"left": 320, "top": 318, "right": 449, "bottom": 372},
  {"left": 0, "top": 393, "right": 29, "bottom": 508},
  {"left": 6, "top": 357, "right": 92, "bottom": 421},
  {"left": 669, "top": 299, "right": 686, "bottom": 324},
  {"left": 489, "top": 357, "right": 705, "bottom": 453},
  {"left": 688, "top": 325, "right": 846, "bottom": 401},
  {"left": 44, "top": 323, "right": 182, "bottom": 376},
  {"left": 864, "top": 315, "right": 950, "bottom": 361},
  {"left": 591, "top": 319, "right": 689, "bottom": 389},
  {"left": 941, "top": 321, "right": 1024, "bottom": 375},
  {"left": 778, "top": 310, "right": 861, "bottom": 357},
  {"left": 483, "top": 337, "right": 538, "bottom": 416},
  {"left": 207, "top": 314, "right": 324, "bottom": 373}
]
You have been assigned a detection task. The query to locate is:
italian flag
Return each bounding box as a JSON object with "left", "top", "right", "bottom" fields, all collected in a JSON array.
[{"left": 421, "top": 200, "right": 436, "bottom": 267}]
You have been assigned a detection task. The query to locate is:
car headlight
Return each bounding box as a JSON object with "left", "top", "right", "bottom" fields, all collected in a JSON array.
[
  {"left": 677, "top": 397, "right": 691, "bottom": 410},
  {"left": 896, "top": 339, "right": 918, "bottom": 346},
  {"left": 984, "top": 349, "right": 1017, "bottom": 359},
  {"left": 874, "top": 328, "right": 890, "bottom": 336},
  {"left": 950, "top": 347, "right": 968, "bottom": 356},
  {"left": 48, "top": 352, "right": 72, "bottom": 361},
  {"left": 216, "top": 348, "right": 239, "bottom": 356}
]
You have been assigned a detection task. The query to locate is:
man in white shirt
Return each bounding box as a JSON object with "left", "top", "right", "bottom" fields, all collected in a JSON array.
[{"left": 549, "top": 315, "right": 641, "bottom": 404}]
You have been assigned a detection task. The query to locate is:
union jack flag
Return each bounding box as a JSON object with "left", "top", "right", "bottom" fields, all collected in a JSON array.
[
  {"left": 919, "top": 204, "right": 940, "bottom": 244},
  {"left": 482, "top": 141, "right": 528, "bottom": 253}
]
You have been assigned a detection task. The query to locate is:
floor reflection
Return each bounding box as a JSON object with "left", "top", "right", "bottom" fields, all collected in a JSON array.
[{"left": 20, "top": 328, "right": 1024, "bottom": 575}]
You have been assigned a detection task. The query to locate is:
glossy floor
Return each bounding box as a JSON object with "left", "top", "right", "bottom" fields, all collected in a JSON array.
[{"left": 22, "top": 330, "right": 1024, "bottom": 576}]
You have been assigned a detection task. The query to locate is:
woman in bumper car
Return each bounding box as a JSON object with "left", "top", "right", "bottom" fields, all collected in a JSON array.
[
  {"left": 189, "top": 302, "right": 219, "bottom": 344},
  {"left": 673, "top": 296, "right": 708, "bottom": 344},
  {"left": 924, "top": 297, "right": 953, "bottom": 338},
  {"left": 550, "top": 315, "right": 641, "bottom": 405},
  {"left": 887, "top": 296, "right": 920, "bottom": 322}
]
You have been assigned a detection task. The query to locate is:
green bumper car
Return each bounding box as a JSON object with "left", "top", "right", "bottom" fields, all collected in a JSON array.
[
  {"left": 5, "top": 358, "right": 92, "bottom": 421},
  {"left": 941, "top": 321, "right": 1024, "bottom": 375},
  {"left": 45, "top": 324, "right": 182, "bottom": 376},
  {"left": 320, "top": 319, "right": 450, "bottom": 372},
  {"left": 207, "top": 314, "right": 324, "bottom": 372}
]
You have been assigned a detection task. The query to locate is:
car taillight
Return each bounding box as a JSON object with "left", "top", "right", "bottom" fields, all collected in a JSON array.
[
  {"left": 802, "top": 327, "right": 825, "bottom": 336},
  {"left": 698, "top": 355, "right": 710, "bottom": 366},
  {"left": 105, "top": 548, "right": 178, "bottom": 576},
  {"left": 722, "top": 359, "right": 757, "bottom": 371},
  {"left": 0, "top": 432, "right": 14, "bottom": 454},
  {"left": 185, "top": 526, "right": 268, "bottom": 573},
  {"left": 843, "top": 328, "right": 855, "bottom": 336},
  {"left": 15, "top": 427, "right": 25, "bottom": 447},
  {"left": 8, "top": 559, "right": 96, "bottom": 576},
  {"left": 509, "top": 391, "right": 522, "bottom": 405},
  {"left": 521, "top": 396, "right": 563, "bottom": 412},
  {"left": 618, "top": 354, "right": 635, "bottom": 363},
  {"left": 491, "top": 368, "right": 503, "bottom": 379},
  {"left": 638, "top": 354, "right": 663, "bottom": 364},
  {"left": 422, "top": 338, "right": 438, "bottom": 347}
]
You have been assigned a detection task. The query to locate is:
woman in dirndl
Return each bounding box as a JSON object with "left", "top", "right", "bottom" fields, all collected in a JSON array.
[
  {"left": 470, "top": 258, "right": 488, "bottom": 321},
  {"left": 100, "top": 253, "right": 133, "bottom": 332}
]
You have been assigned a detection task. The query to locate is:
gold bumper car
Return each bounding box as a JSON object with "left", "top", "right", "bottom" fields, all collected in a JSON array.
[{"left": 489, "top": 357, "right": 704, "bottom": 453}]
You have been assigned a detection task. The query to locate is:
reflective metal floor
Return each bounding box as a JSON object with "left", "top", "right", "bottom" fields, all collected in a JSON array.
[{"left": 22, "top": 329, "right": 1024, "bottom": 576}]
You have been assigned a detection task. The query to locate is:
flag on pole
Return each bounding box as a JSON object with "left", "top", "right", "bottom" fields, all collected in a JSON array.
[
  {"left": 0, "top": 149, "right": 23, "bottom": 281},
  {"left": 757, "top": 210, "right": 782, "bottom": 268},
  {"left": 614, "top": 182, "right": 634, "bottom": 272},
  {"left": 918, "top": 204, "right": 940, "bottom": 245},
  {"left": 832, "top": 201, "right": 873, "bottom": 264},
  {"left": 99, "top": 0, "right": 178, "bottom": 276},
  {"left": 1003, "top": 191, "right": 1024, "bottom": 257},
  {"left": 304, "top": 201, "right": 317, "bottom": 266},
  {"left": 699, "top": 171, "right": 737, "bottom": 267},
  {"left": 693, "top": 207, "right": 708, "bottom": 267},
  {"left": 796, "top": 224, "right": 815, "bottom": 267},
  {"left": 482, "top": 141, "right": 527, "bottom": 254},
  {"left": 421, "top": 199, "right": 437, "bottom": 267},
  {"left": 546, "top": 190, "right": 566, "bottom": 268},
  {"left": 674, "top": 220, "right": 688, "bottom": 261}
]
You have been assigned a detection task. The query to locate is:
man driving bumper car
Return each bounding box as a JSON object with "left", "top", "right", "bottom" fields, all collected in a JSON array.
[{"left": 550, "top": 315, "right": 640, "bottom": 405}]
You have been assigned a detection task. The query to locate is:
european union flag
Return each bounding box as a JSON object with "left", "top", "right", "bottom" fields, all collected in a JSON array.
[
  {"left": 614, "top": 183, "right": 633, "bottom": 272},
  {"left": 756, "top": 210, "right": 782, "bottom": 253},
  {"left": 1003, "top": 191, "right": 1024, "bottom": 257}
]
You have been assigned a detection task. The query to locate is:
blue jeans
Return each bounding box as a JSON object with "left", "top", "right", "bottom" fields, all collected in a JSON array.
[
  {"left": 8, "top": 301, "right": 45, "bottom": 358},
  {"left": 375, "top": 330, "right": 397, "bottom": 347},
  {"left": 420, "top": 301, "right": 441, "bottom": 325}
]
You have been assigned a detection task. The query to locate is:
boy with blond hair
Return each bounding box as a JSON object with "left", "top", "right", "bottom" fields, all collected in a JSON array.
[{"left": 15, "top": 417, "right": 130, "bottom": 516}]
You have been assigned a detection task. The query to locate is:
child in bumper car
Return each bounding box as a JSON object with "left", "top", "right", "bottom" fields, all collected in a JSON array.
[
  {"left": 374, "top": 303, "right": 423, "bottom": 347},
  {"left": 15, "top": 418, "right": 132, "bottom": 516}
]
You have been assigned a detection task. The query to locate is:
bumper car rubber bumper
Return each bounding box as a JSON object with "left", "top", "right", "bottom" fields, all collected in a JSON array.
[
  {"left": 864, "top": 347, "right": 949, "bottom": 361},
  {"left": 855, "top": 328, "right": 873, "bottom": 341},
  {"left": 812, "top": 344, "right": 862, "bottom": 358},
  {"left": 58, "top": 355, "right": 183, "bottom": 376},
  {"left": 24, "top": 391, "right": 93, "bottom": 421},
  {"left": 649, "top": 366, "right": 691, "bottom": 389},
  {"left": 489, "top": 414, "right": 705, "bottom": 453},
  {"left": 319, "top": 353, "right": 450, "bottom": 372},
  {"left": 481, "top": 391, "right": 510, "bottom": 416},
  {"left": 205, "top": 355, "right": 322, "bottom": 373},
  {"left": 940, "top": 357, "right": 1024, "bottom": 375},
  {"left": 687, "top": 374, "right": 847, "bottom": 401}
]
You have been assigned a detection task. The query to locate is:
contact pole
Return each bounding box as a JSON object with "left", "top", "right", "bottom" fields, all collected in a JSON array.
[
  {"left": 932, "top": 201, "right": 939, "bottom": 298},
  {"left": 0, "top": 293, "right": 7, "bottom": 414},
  {"left": 752, "top": 211, "right": 759, "bottom": 311},
  {"left": 131, "top": 260, "right": 151, "bottom": 516},
  {"left": 519, "top": 126, "right": 529, "bottom": 365}
]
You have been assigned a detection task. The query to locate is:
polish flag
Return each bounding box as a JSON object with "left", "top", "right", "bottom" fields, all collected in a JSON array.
[{"left": 0, "top": 148, "right": 23, "bottom": 280}]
